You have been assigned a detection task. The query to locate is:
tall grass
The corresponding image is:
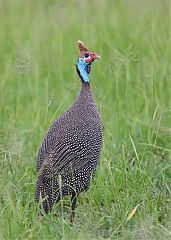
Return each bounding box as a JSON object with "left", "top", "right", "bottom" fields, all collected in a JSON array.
[{"left": 0, "top": 0, "right": 171, "bottom": 239}]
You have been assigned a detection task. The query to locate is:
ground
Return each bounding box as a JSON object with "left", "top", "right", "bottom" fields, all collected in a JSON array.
[{"left": 0, "top": 0, "right": 171, "bottom": 239}]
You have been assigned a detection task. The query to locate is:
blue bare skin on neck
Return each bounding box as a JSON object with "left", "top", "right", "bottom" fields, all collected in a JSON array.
[{"left": 76, "top": 58, "right": 92, "bottom": 83}]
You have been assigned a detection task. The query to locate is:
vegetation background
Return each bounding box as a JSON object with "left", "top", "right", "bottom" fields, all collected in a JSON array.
[{"left": 0, "top": 0, "right": 171, "bottom": 239}]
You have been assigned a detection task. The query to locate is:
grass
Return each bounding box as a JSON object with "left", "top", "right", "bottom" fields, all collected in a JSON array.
[{"left": 0, "top": 0, "right": 171, "bottom": 239}]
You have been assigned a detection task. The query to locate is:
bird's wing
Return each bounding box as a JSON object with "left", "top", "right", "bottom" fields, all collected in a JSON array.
[
  {"left": 38, "top": 141, "right": 91, "bottom": 179},
  {"left": 38, "top": 124, "right": 102, "bottom": 179}
]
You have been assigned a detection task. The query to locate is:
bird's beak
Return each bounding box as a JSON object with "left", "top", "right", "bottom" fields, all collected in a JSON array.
[{"left": 93, "top": 53, "right": 101, "bottom": 60}]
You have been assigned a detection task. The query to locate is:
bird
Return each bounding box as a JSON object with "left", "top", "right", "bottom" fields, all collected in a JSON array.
[{"left": 35, "top": 40, "right": 103, "bottom": 222}]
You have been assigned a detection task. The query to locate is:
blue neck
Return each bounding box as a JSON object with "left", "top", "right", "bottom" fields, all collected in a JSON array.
[{"left": 76, "top": 58, "right": 91, "bottom": 83}]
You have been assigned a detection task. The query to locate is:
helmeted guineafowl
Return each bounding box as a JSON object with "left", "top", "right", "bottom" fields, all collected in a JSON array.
[{"left": 35, "top": 40, "right": 103, "bottom": 221}]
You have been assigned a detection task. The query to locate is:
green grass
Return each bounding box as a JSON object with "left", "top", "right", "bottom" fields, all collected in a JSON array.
[{"left": 0, "top": 0, "right": 171, "bottom": 239}]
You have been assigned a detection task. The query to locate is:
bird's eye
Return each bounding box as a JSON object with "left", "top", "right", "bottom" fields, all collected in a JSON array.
[{"left": 84, "top": 53, "right": 90, "bottom": 58}]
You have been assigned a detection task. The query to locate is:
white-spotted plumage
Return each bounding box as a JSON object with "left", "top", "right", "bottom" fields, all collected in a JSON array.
[{"left": 35, "top": 41, "right": 103, "bottom": 218}]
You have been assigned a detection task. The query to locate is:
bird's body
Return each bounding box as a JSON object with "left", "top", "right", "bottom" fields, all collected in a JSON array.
[{"left": 35, "top": 41, "right": 103, "bottom": 220}]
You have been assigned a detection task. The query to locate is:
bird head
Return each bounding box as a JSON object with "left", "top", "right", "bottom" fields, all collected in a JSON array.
[
  {"left": 76, "top": 40, "right": 101, "bottom": 83},
  {"left": 78, "top": 40, "right": 101, "bottom": 63}
]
